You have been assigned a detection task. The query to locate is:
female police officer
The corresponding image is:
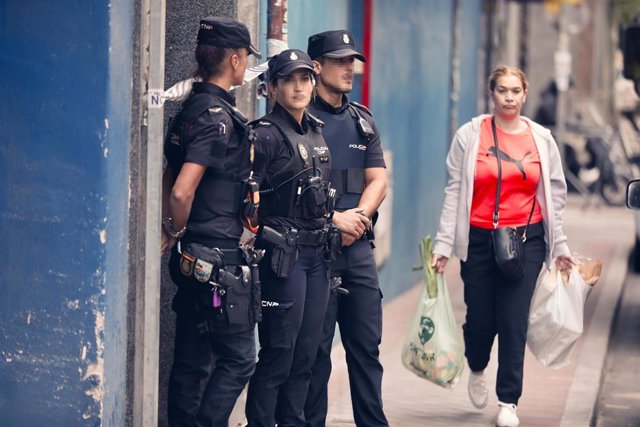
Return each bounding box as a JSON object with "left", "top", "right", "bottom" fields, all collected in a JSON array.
[
  {"left": 244, "top": 49, "right": 335, "bottom": 427},
  {"left": 161, "top": 16, "right": 262, "bottom": 427}
]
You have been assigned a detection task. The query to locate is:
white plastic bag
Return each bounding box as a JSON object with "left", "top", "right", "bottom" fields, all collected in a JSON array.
[
  {"left": 527, "top": 264, "right": 592, "bottom": 369},
  {"left": 401, "top": 236, "right": 465, "bottom": 388}
]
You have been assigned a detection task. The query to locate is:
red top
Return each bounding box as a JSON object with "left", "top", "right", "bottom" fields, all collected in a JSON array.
[{"left": 470, "top": 116, "right": 543, "bottom": 229}]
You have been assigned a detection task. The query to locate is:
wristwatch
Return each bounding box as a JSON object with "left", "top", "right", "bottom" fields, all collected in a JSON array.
[{"left": 162, "top": 217, "right": 187, "bottom": 239}]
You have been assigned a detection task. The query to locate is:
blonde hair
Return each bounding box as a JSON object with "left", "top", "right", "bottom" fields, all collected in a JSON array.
[{"left": 488, "top": 66, "right": 528, "bottom": 93}]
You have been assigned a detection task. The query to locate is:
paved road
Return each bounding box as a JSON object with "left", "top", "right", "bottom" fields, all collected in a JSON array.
[{"left": 595, "top": 270, "right": 640, "bottom": 427}]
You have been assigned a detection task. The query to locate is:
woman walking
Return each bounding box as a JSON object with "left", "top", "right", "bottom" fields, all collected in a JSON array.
[{"left": 431, "top": 66, "right": 575, "bottom": 427}]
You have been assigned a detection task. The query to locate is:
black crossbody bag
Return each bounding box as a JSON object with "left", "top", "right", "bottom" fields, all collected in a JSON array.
[{"left": 491, "top": 117, "right": 536, "bottom": 282}]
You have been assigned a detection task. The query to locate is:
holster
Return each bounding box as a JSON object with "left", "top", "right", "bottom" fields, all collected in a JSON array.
[
  {"left": 176, "top": 241, "right": 258, "bottom": 327},
  {"left": 261, "top": 225, "right": 299, "bottom": 279},
  {"left": 217, "top": 265, "right": 252, "bottom": 326}
]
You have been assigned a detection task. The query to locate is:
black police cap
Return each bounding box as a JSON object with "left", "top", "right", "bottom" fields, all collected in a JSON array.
[
  {"left": 267, "top": 49, "right": 315, "bottom": 82},
  {"left": 197, "top": 16, "right": 262, "bottom": 58},
  {"left": 307, "top": 30, "right": 366, "bottom": 62}
]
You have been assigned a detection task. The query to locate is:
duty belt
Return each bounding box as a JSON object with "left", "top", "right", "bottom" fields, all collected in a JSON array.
[
  {"left": 178, "top": 242, "right": 246, "bottom": 265},
  {"left": 268, "top": 226, "right": 329, "bottom": 246},
  {"left": 296, "top": 227, "right": 329, "bottom": 246},
  {"left": 196, "top": 248, "right": 244, "bottom": 265}
]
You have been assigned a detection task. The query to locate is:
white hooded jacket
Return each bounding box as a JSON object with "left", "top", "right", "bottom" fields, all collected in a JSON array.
[{"left": 433, "top": 114, "right": 570, "bottom": 267}]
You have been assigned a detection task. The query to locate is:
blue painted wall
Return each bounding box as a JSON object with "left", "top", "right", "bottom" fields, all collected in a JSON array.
[
  {"left": 0, "top": 1, "right": 132, "bottom": 425},
  {"left": 287, "top": 0, "right": 349, "bottom": 51},
  {"left": 287, "top": 0, "right": 365, "bottom": 101},
  {"left": 458, "top": 0, "right": 482, "bottom": 127},
  {"left": 370, "top": 1, "right": 455, "bottom": 299}
]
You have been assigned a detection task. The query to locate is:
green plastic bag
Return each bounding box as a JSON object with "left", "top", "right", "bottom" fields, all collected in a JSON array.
[{"left": 401, "top": 236, "right": 465, "bottom": 389}]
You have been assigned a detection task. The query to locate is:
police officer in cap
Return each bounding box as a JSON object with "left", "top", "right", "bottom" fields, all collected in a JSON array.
[
  {"left": 161, "top": 16, "right": 262, "bottom": 427},
  {"left": 244, "top": 49, "right": 336, "bottom": 427},
  {"left": 304, "top": 30, "right": 389, "bottom": 427}
]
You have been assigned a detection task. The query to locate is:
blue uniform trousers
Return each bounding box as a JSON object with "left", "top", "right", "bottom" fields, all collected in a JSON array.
[
  {"left": 305, "top": 238, "right": 388, "bottom": 427},
  {"left": 167, "top": 250, "right": 256, "bottom": 427},
  {"left": 246, "top": 243, "right": 329, "bottom": 427},
  {"left": 460, "top": 222, "right": 545, "bottom": 405}
]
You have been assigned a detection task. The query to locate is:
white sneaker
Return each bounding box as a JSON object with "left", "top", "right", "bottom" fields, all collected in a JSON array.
[
  {"left": 468, "top": 371, "right": 488, "bottom": 409},
  {"left": 496, "top": 401, "right": 519, "bottom": 427}
]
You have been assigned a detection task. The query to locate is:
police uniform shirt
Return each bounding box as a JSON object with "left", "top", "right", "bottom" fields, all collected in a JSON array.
[
  {"left": 308, "top": 95, "right": 386, "bottom": 209},
  {"left": 252, "top": 102, "right": 327, "bottom": 231},
  {"left": 165, "top": 81, "right": 251, "bottom": 240}
]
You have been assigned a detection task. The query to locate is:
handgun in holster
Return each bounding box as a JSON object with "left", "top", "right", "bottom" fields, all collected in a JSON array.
[{"left": 261, "top": 225, "right": 299, "bottom": 279}]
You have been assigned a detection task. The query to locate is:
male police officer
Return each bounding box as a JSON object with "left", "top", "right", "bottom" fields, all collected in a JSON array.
[
  {"left": 304, "top": 30, "right": 389, "bottom": 427},
  {"left": 162, "top": 17, "right": 262, "bottom": 427}
]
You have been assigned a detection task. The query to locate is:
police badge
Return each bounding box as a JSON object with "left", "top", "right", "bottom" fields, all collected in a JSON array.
[
  {"left": 194, "top": 259, "right": 214, "bottom": 282},
  {"left": 297, "top": 143, "right": 309, "bottom": 162},
  {"left": 343, "top": 33, "right": 350, "bottom": 44}
]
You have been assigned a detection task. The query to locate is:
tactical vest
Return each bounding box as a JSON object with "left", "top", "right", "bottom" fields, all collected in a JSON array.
[
  {"left": 308, "top": 101, "right": 373, "bottom": 210},
  {"left": 165, "top": 91, "right": 253, "bottom": 227},
  {"left": 254, "top": 112, "right": 332, "bottom": 220}
]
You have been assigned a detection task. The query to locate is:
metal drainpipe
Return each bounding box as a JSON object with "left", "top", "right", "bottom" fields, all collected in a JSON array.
[
  {"left": 362, "top": 0, "right": 372, "bottom": 107},
  {"left": 133, "top": 0, "right": 165, "bottom": 425},
  {"left": 267, "top": 0, "right": 288, "bottom": 57}
]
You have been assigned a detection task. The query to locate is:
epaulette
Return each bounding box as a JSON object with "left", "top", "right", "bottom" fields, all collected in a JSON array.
[
  {"left": 216, "top": 98, "right": 249, "bottom": 125},
  {"left": 249, "top": 119, "right": 272, "bottom": 128},
  {"left": 349, "top": 100, "right": 372, "bottom": 116},
  {"left": 306, "top": 112, "right": 325, "bottom": 129}
]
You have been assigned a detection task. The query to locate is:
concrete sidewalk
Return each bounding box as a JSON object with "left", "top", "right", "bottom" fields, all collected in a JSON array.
[{"left": 325, "top": 196, "right": 635, "bottom": 426}]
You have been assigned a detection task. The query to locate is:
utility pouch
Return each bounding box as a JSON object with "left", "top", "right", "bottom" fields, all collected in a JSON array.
[
  {"left": 301, "top": 176, "right": 328, "bottom": 217},
  {"left": 262, "top": 225, "right": 299, "bottom": 279},
  {"left": 178, "top": 242, "right": 225, "bottom": 283}
]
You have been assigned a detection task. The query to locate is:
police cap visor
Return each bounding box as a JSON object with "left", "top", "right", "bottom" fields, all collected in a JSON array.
[
  {"left": 307, "top": 30, "right": 366, "bottom": 62},
  {"left": 268, "top": 50, "right": 315, "bottom": 81}
]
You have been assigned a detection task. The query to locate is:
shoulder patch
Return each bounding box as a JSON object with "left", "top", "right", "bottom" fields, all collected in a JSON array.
[{"left": 208, "top": 107, "right": 223, "bottom": 114}]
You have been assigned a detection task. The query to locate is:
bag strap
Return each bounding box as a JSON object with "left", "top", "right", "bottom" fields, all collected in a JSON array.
[{"left": 491, "top": 117, "right": 536, "bottom": 240}]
